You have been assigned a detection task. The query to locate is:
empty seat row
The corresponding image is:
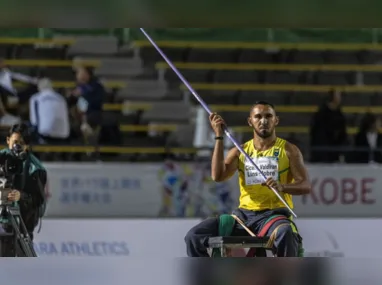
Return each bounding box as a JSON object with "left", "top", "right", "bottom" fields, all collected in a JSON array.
[
  {"left": 187, "top": 90, "right": 382, "bottom": 106},
  {"left": 139, "top": 47, "right": 382, "bottom": 65},
  {"left": 163, "top": 69, "right": 382, "bottom": 85}
]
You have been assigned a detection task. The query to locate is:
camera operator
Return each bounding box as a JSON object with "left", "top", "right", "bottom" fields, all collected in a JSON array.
[{"left": 0, "top": 123, "right": 47, "bottom": 256}]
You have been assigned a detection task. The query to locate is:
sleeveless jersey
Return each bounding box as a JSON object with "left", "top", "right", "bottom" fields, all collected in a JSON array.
[{"left": 237, "top": 137, "right": 294, "bottom": 211}]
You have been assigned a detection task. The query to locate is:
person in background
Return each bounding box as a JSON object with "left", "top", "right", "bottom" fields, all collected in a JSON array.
[
  {"left": 0, "top": 123, "right": 47, "bottom": 256},
  {"left": 349, "top": 113, "right": 382, "bottom": 163},
  {"left": 0, "top": 99, "right": 20, "bottom": 127},
  {"left": 67, "top": 66, "right": 105, "bottom": 146},
  {"left": 309, "top": 89, "right": 348, "bottom": 163},
  {"left": 0, "top": 59, "right": 38, "bottom": 123},
  {"left": 29, "top": 78, "right": 70, "bottom": 145}
]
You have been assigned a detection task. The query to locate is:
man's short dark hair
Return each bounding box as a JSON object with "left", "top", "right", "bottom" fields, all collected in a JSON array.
[
  {"left": 250, "top": 101, "right": 275, "bottom": 114},
  {"left": 8, "top": 123, "right": 31, "bottom": 144}
]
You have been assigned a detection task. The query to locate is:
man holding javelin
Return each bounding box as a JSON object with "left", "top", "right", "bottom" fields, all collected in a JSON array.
[{"left": 185, "top": 101, "right": 311, "bottom": 257}]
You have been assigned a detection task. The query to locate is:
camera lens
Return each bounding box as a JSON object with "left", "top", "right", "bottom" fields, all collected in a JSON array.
[{"left": 12, "top": 144, "right": 22, "bottom": 153}]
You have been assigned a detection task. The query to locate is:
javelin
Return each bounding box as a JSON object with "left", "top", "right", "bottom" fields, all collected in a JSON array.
[{"left": 139, "top": 28, "right": 297, "bottom": 218}]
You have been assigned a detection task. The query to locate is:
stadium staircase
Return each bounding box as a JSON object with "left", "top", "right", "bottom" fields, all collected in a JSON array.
[{"left": 1, "top": 28, "right": 382, "bottom": 160}]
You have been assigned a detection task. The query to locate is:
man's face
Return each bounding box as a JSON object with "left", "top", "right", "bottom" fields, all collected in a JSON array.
[
  {"left": 333, "top": 91, "right": 341, "bottom": 106},
  {"left": 248, "top": 105, "right": 279, "bottom": 138},
  {"left": 76, "top": 67, "right": 89, "bottom": 84},
  {"left": 7, "top": 133, "right": 27, "bottom": 152}
]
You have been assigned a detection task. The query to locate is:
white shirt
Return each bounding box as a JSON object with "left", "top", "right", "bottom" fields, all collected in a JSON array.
[
  {"left": 0, "top": 113, "right": 20, "bottom": 126},
  {"left": 29, "top": 89, "right": 70, "bottom": 139},
  {"left": 367, "top": 132, "right": 378, "bottom": 149},
  {"left": 0, "top": 68, "right": 37, "bottom": 95}
]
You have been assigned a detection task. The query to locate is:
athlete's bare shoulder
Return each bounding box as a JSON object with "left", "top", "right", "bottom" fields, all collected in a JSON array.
[
  {"left": 284, "top": 141, "right": 309, "bottom": 176},
  {"left": 226, "top": 145, "right": 241, "bottom": 159},
  {"left": 284, "top": 141, "right": 303, "bottom": 158}
]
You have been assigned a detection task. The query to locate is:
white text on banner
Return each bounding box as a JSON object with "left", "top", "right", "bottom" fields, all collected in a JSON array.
[{"left": 34, "top": 219, "right": 200, "bottom": 257}]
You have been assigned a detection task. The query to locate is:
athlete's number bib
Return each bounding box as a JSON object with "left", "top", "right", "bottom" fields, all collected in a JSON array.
[{"left": 244, "top": 156, "right": 279, "bottom": 186}]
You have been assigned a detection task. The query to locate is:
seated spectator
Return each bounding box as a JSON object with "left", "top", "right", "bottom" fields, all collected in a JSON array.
[
  {"left": 309, "top": 89, "right": 348, "bottom": 163},
  {"left": 0, "top": 98, "right": 20, "bottom": 127},
  {"left": 0, "top": 58, "right": 38, "bottom": 98},
  {"left": 349, "top": 113, "right": 382, "bottom": 163},
  {"left": 29, "top": 78, "right": 70, "bottom": 144},
  {"left": 68, "top": 66, "right": 105, "bottom": 146}
]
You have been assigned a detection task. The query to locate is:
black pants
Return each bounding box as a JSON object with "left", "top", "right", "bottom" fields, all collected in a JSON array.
[{"left": 185, "top": 208, "right": 299, "bottom": 257}]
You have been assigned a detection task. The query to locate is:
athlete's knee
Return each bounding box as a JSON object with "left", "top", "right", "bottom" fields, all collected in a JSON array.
[
  {"left": 184, "top": 226, "right": 198, "bottom": 244},
  {"left": 276, "top": 224, "right": 295, "bottom": 240}
]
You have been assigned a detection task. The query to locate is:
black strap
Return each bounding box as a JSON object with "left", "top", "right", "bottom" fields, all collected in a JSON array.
[{"left": 21, "top": 154, "right": 30, "bottom": 191}]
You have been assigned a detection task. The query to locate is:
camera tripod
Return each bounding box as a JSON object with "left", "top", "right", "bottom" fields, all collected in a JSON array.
[{"left": 0, "top": 192, "right": 37, "bottom": 257}]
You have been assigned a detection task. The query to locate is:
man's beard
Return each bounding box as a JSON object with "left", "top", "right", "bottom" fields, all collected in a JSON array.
[{"left": 254, "top": 128, "right": 273, "bottom": 138}]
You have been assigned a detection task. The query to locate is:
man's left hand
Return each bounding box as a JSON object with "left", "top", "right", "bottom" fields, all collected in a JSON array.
[
  {"left": 261, "top": 177, "right": 284, "bottom": 192},
  {"left": 8, "top": 190, "right": 21, "bottom": 202}
]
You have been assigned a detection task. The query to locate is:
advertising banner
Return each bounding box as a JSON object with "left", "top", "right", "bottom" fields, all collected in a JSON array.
[
  {"left": 43, "top": 162, "right": 382, "bottom": 218},
  {"left": 33, "top": 219, "right": 200, "bottom": 257},
  {"left": 294, "top": 165, "right": 378, "bottom": 217},
  {"left": 33, "top": 218, "right": 381, "bottom": 258}
]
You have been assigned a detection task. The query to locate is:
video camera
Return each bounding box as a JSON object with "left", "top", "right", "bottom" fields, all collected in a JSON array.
[{"left": 0, "top": 144, "right": 25, "bottom": 190}]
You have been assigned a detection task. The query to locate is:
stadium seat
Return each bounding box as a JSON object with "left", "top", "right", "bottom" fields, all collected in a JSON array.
[
  {"left": 165, "top": 69, "right": 212, "bottom": 83},
  {"left": 363, "top": 72, "right": 382, "bottom": 85},
  {"left": 238, "top": 49, "right": 274, "bottom": 63},
  {"left": 166, "top": 124, "right": 195, "bottom": 147},
  {"left": 94, "top": 57, "right": 144, "bottom": 79},
  {"left": 139, "top": 47, "right": 187, "bottom": 66},
  {"left": 315, "top": 71, "right": 353, "bottom": 85},
  {"left": 289, "top": 92, "right": 328, "bottom": 105},
  {"left": 238, "top": 91, "right": 290, "bottom": 105},
  {"left": 341, "top": 92, "right": 372, "bottom": 106},
  {"left": 116, "top": 80, "right": 167, "bottom": 101},
  {"left": 66, "top": 36, "right": 118, "bottom": 56},
  {"left": 187, "top": 48, "right": 238, "bottom": 63},
  {"left": 39, "top": 67, "right": 75, "bottom": 81},
  {"left": 358, "top": 50, "right": 382, "bottom": 64},
  {"left": 141, "top": 101, "right": 192, "bottom": 123},
  {"left": 264, "top": 71, "right": 303, "bottom": 84},
  {"left": 324, "top": 51, "right": 359, "bottom": 64},
  {"left": 194, "top": 91, "right": 238, "bottom": 105},
  {"left": 278, "top": 113, "right": 313, "bottom": 127},
  {"left": 287, "top": 50, "right": 325, "bottom": 64},
  {"left": 213, "top": 70, "right": 259, "bottom": 83}
]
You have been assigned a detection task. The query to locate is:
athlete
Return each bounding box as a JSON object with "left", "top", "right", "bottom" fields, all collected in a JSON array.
[{"left": 184, "top": 101, "right": 311, "bottom": 257}]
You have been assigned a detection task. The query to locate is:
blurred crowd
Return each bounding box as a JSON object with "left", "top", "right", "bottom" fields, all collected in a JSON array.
[
  {"left": 0, "top": 58, "right": 379, "bottom": 164},
  {"left": 0, "top": 60, "right": 122, "bottom": 160},
  {"left": 309, "top": 89, "right": 381, "bottom": 164}
]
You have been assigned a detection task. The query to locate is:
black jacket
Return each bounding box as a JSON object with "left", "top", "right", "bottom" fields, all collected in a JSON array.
[
  {"left": 310, "top": 103, "right": 348, "bottom": 162},
  {"left": 0, "top": 149, "right": 47, "bottom": 234}
]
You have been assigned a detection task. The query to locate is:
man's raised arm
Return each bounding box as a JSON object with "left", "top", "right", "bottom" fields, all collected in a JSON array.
[{"left": 211, "top": 146, "right": 239, "bottom": 182}]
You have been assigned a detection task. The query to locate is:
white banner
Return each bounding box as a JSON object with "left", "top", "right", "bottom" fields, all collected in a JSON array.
[
  {"left": 296, "top": 218, "right": 379, "bottom": 257},
  {"left": 33, "top": 219, "right": 381, "bottom": 258},
  {"left": 34, "top": 219, "right": 200, "bottom": 257},
  {"left": 43, "top": 162, "right": 382, "bottom": 218}
]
